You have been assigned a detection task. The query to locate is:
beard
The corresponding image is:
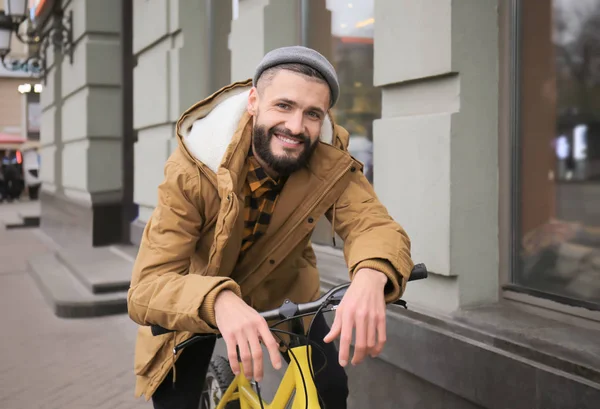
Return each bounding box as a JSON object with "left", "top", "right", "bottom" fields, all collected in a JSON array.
[{"left": 252, "top": 123, "right": 319, "bottom": 177}]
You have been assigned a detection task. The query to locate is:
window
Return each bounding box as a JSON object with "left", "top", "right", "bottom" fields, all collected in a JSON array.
[
  {"left": 512, "top": 0, "right": 600, "bottom": 308},
  {"left": 326, "top": 0, "right": 378, "bottom": 184},
  {"left": 310, "top": 0, "right": 380, "bottom": 247}
]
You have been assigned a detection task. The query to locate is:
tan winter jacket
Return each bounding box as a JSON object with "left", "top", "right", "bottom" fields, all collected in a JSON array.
[{"left": 127, "top": 79, "right": 413, "bottom": 400}]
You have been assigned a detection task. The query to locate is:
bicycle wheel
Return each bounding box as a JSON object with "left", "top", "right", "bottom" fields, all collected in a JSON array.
[{"left": 200, "top": 355, "right": 240, "bottom": 409}]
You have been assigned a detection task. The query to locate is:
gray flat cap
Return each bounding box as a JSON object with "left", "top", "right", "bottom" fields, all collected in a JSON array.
[{"left": 253, "top": 46, "right": 339, "bottom": 107}]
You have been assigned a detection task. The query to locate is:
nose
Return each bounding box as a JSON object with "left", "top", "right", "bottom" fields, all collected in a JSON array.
[{"left": 285, "top": 110, "right": 304, "bottom": 136}]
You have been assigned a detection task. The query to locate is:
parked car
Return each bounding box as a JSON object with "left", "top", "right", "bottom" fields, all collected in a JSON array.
[{"left": 0, "top": 137, "right": 41, "bottom": 201}]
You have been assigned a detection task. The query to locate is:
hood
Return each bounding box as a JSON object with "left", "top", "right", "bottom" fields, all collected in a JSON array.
[{"left": 176, "top": 80, "right": 335, "bottom": 173}]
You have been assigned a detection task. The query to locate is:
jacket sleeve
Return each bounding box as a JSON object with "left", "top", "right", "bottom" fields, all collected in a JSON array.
[
  {"left": 127, "top": 160, "right": 241, "bottom": 334},
  {"left": 326, "top": 168, "right": 413, "bottom": 303}
]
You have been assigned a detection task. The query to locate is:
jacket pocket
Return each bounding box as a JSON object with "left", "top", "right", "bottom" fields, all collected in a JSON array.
[{"left": 133, "top": 326, "right": 171, "bottom": 376}]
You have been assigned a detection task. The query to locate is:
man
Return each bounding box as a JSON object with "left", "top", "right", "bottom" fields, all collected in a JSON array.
[
  {"left": 1, "top": 151, "right": 20, "bottom": 202},
  {"left": 128, "top": 46, "right": 413, "bottom": 409},
  {"left": 0, "top": 161, "right": 5, "bottom": 202}
]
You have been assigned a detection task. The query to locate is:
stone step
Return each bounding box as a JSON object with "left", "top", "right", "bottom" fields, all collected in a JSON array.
[
  {"left": 18, "top": 209, "right": 41, "bottom": 226},
  {"left": 56, "top": 245, "right": 134, "bottom": 294},
  {"left": 110, "top": 243, "right": 139, "bottom": 261},
  {"left": 28, "top": 253, "right": 128, "bottom": 318},
  {"left": 0, "top": 210, "right": 24, "bottom": 228},
  {"left": 5, "top": 216, "right": 40, "bottom": 229},
  {"left": 2, "top": 209, "right": 40, "bottom": 230}
]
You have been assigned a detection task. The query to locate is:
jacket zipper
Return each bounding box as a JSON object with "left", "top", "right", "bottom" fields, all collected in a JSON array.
[{"left": 205, "top": 192, "right": 236, "bottom": 274}]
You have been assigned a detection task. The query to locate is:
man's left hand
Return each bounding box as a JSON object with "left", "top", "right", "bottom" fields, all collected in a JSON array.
[{"left": 323, "top": 268, "right": 388, "bottom": 367}]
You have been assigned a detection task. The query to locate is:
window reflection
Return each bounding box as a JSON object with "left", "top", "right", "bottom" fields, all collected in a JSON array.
[
  {"left": 516, "top": 0, "right": 600, "bottom": 306},
  {"left": 327, "top": 0, "right": 379, "bottom": 184},
  {"left": 310, "top": 0, "right": 380, "bottom": 248}
]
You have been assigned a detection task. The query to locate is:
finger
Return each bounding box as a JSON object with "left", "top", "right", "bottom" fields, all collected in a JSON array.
[
  {"left": 258, "top": 324, "right": 282, "bottom": 371},
  {"left": 247, "top": 331, "right": 264, "bottom": 382},
  {"left": 323, "top": 311, "right": 342, "bottom": 344},
  {"left": 224, "top": 335, "right": 241, "bottom": 376},
  {"left": 371, "top": 310, "right": 387, "bottom": 357},
  {"left": 338, "top": 311, "right": 353, "bottom": 367},
  {"left": 366, "top": 311, "right": 377, "bottom": 356},
  {"left": 236, "top": 335, "right": 253, "bottom": 379},
  {"left": 351, "top": 310, "right": 367, "bottom": 365}
]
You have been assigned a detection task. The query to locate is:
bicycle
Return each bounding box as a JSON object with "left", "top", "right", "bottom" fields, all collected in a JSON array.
[{"left": 151, "top": 263, "right": 428, "bottom": 409}]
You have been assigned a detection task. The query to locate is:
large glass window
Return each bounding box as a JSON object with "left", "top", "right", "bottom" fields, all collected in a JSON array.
[
  {"left": 326, "top": 0, "right": 379, "bottom": 184},
  {"left": 513, "top": 0, "right": 600, "bottom": 307},
  {"left": 310, "top": 0, "right": 380, "bottom": 247}
]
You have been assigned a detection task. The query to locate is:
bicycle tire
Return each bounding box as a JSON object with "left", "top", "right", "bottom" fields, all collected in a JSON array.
[{"left": 200, "top": 355, "right": 240, "bottom": 409}]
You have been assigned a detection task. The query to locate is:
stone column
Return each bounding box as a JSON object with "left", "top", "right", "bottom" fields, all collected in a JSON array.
[
  {"left": 230, "top": 0, "right": 306, "bottom": 81},
  {"left": 39, "top": 17, "right": 63, "bottom": 199},
  {"left": 41, "top": 0, "right": 124, "bottom": 248},
  {"left": 131, "top": 0, "right": 232, "bottom": 243},
  {"left": 373, "top": 0, "right": 500, "bottom": 311}
]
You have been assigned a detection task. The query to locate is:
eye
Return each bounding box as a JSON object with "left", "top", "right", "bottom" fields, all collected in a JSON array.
[
  {"left": 276, "top": 103, "right": 290, "bottom": 110},
  {"left": 307, "top": 111, "right": 321, "bottom": 120}
]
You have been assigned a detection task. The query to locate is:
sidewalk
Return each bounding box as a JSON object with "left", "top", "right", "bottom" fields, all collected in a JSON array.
[
  {"left": 0, "top": 201, "right": 342, "bottom": 408},
  {"left": 0, "top": 201, "right": 145, "bottom": 409}
]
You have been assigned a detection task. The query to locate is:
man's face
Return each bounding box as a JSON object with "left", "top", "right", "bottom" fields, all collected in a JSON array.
[{"left": 247, "top": 70, "right": 330, "bottom": 176}]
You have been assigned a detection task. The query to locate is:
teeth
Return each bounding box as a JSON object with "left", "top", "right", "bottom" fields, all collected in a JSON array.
[{"left": 277, "top": 135, "right": 301, "bottom": 145}]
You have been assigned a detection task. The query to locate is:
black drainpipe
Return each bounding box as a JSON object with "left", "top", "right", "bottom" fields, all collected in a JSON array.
[
  {"left": 301, "top": 0, "right": 309, "bottom": 46},
  {"left": 120, "top": 0, "right": 137, "bottom": 244}
]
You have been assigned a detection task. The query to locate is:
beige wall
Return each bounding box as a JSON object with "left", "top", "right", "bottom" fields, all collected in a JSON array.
[
  {"left": 0, "top": 0, "right": 28, "bottom": 136},
  {"left": 0, "top": 78, "right": 23, "bottom": 134},
  {"left": 39, "top": 0, "right": 124, "bottom": 199}
]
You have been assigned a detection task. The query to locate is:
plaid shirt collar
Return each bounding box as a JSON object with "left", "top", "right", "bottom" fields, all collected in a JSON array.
[{"left": 245, "top": 150, "right": 284, "bottom": 197}]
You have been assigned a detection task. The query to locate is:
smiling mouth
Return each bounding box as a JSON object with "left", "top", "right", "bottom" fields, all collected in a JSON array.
[{"left": 275, "top": 133, "right": 303, "bottom": 146}]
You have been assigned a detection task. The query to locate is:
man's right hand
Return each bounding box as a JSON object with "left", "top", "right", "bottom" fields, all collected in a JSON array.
[{"left": 214, "top": 290, "right": 282, "bottom": 382}]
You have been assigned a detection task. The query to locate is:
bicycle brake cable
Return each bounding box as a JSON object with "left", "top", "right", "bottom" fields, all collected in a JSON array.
[
  {"left": 305, "top": 303, "right": 329, "bottom": 408},
  {"left": 250, "top": 331, "right": 325, "bottom": 409},
  {"left": 269, "top": 319, "right": 329, "bottom": 375},
  {"left": 265, "top": 306, "right": 336, "bottom": 408},
  {"left": 255, "top": 380, "right": 266, "bottom": 409},
  {"left": 270, "top": 328, "right": 310, "bottom": 409}
]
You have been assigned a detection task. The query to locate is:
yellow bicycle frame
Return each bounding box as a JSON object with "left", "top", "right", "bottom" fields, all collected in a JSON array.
[{"left": 216, "top": 345, "right": 320, "bottom": 409}]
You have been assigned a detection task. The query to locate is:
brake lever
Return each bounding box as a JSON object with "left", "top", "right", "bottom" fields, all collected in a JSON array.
[{"left": 321, "top": 304, "right": 338, "bottom": 313}]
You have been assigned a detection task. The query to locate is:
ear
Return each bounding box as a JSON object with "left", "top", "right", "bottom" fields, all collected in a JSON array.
[{"left": 247, "top": 87, "right": 258, "bottom": 116}]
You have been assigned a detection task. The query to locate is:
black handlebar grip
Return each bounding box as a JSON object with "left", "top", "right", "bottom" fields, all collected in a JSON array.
[
  {"left": 408, "top": 263, "right": 428, "bottom": 281},
  {"left": 151, "top": 325, "right": 174, "bottom": 336}
]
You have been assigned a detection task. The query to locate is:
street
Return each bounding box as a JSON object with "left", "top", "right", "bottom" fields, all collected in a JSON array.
[{"left": 0, "top": 201, "right": 145, "bottom": 409}]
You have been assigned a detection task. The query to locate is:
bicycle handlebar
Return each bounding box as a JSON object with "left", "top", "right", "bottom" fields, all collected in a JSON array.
[{"left": 150, "top": 263, "right": 428, "bottom": 337}]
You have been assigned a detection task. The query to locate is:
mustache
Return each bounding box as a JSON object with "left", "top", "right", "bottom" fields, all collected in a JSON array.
[{"left": 269, "top": 126, "right": 309, "bottom": 143}]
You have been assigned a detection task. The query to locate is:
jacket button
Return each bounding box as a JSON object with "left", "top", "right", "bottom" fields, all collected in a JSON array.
[
  {"left": 350, "top": 166, "right": 356, "bottom": 172},
  {"left": 308, "top": 217, "right": 314, "bottom": 223},
  {"left": 269, "top": 259, "right": 275, "bottom": 265}
]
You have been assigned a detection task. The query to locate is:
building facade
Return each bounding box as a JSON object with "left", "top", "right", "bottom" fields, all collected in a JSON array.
[
  {"left": 0, "top": 73, "right": 24, "bottom": 135},
  {"left": 0, "top": 0, "right": 30, "bottom": 138},
  {"left": 27, "top": 0, "right": 600, "bottom": 407}
]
